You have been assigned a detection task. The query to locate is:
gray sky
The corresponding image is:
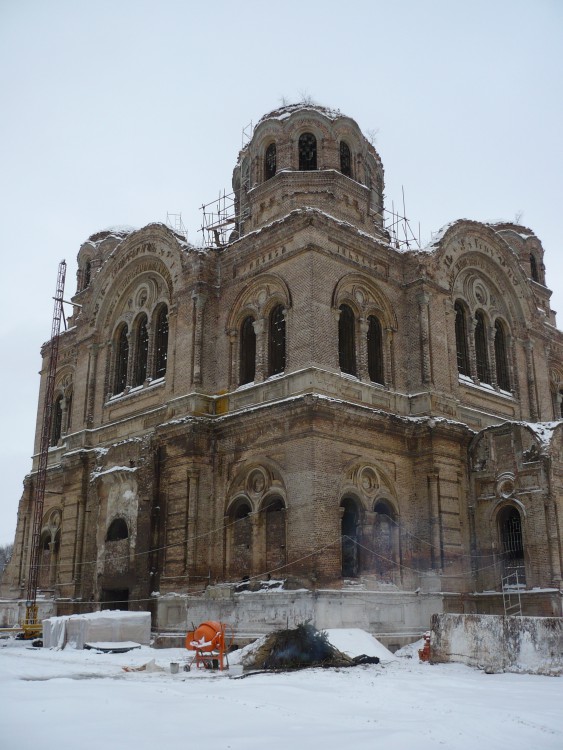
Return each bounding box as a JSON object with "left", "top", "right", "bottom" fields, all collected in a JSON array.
[{"left": 1, "top": 0, "right": 562, "bottom": 545}]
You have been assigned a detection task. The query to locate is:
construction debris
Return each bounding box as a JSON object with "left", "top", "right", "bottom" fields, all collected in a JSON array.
[{"left": 240, "top": 623, "right": 379, "bottom": 671}]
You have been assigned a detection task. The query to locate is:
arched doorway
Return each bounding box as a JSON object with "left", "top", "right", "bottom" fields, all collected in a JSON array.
[
  {"left": 341, "top": 498, "right": 360, "bottom": 577},
  {"left": 498, "top": 505, "right": 526, "bottom": 584}
]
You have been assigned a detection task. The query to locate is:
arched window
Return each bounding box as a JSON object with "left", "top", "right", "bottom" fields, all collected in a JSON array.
[
  {"left": 530, "top": 253, "right": 539, "bottom": 282},
  {"left": 298, "top": 132, "right": 317, "bottom": 170},
  {"left": 341, "top": 498, "right": 359, "bottom": 577},
  {"left": 268, "top": 304, "right": 286, "bottom": 376},
  {"left": 106, "top": 518, "right": 129, "bottom": 542},
  {"left": 133, "top": 315, "right": 149, "bottom": 387},
  {"left": 498, "top": 506, "right": 525, "bottom": 582},
  {"left": 454, "top": 302, "right": 471, "bottom": 377},
  {"left": 51, "top": 395, "right": 63, "bottom": 445},
  {"left": 65, "top": 391, "right": 72, "bottom": 434},
  {"left": 83, "top": 261, "right": 91, "bottom": 290},
  {"left": 340, "top": 141, "right": 352, "bottom": 177},
  {"left": 265, "top": 142, "right": 277, "bottom": 180},
  {"left": 474, "top": 311, "right": 490, "bottom": 383},
  {"left": 338, "top": 304, "right": 356, "bottom": 376},
  {"left": 367, "top": 315, "right": 384, "bottom": 384},
  {"left": 239, "top": 316, "right": 256, "bottom": 385},
  {"left": 373, "top": 501, "right": 396, "bottom": 578},
  {"left": 263, "top": 497, "right": 286, "bottom": 572},
  {"left": 494, "top": 320, "right": 510, "bottom": 391},
  {"left": 38, "top": 533, "right": 52, "bottom": 588},
  {"left": 114, "top": 324, "right": 129, "bottom": 393},
  {"left": 154, "top": 306, "right": 168, "bottom": 379},
  {"left": 231, "top": 502, "right": 252, "bottom": 575}
]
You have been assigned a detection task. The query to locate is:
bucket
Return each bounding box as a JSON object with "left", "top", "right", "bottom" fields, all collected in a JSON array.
[{"left": 170, "top": 662, "right": 179, "bottom": 674}]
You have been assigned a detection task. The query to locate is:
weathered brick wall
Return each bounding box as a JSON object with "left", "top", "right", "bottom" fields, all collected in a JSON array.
[{"left": 4, "top": 104, "right": 562, "bottom": 635}]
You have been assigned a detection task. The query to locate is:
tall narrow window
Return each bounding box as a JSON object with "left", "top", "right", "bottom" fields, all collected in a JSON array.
[
  {"left": 265, "top": 142, "right": 276, "bottom": 180},
  {"left": 367, "top": 315, "right": 384, "bottom": 384},
  {"left": 114, "top": 324, "right": 129, "bottom": 393},
  {"left": 530, "top": 253, "right": 539, "bottom": 282},
  {"left": 494, "top": 320, "right": 510, "bottom": 391},
  {"left": 341, "top": 498, "right": 359, "bottom": 577},
  {"left": 454, "top": 302, "right": 471, "bottom": 376},
  {"left": 298, "top": 132, "right": 317, "bottom": 170},
  {"left": 268, "top": 304, "right": 286, "bottom": 376},
  {"left": 499, "top": 506, "right": 525, "bottom": 581},
  {"left": 338, "top": 304, "right": 357, "bottom": 376},
  {"left": 65, "top": 391, "right": 73, "bottom": 434},
  {"left": 231, "top": 502, "right": 252, "bottom": 575},
  {"left": 474, "top": 311, "right": 490, "bottom": 383},
  {"left": 83, "top": 261, "right": 91, "bottom": 289},
  {"left": 133, "top": 315, "right": 149, "bottom": 387},
  {"left": 51, "top": 395, "right": 63, "bottom": 445},
  {"left": 340, "top": 141, "right": 352, "bottom": 177},
  {"left": 264, "top": 498, "right": 286, "bottom": 572},
  {"left": 154, "top": 306, "right": 168, "bottom": 379},
  {"left": 373, "top": 501, "right": 396, "bottom": 578},
  {"left": 239, "top": 316, "right": 256, "bottom": 385},
  {"left": 38, "top": 533, "right": 52, "bottom": 589}
]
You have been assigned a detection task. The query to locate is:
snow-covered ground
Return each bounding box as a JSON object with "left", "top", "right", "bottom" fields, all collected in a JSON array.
[{"left": 1, "top": 632, "right": 562, "bottom": 750}]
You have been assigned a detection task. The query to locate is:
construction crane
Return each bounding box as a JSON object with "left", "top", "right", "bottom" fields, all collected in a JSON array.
[{"left": 22, "top": 260, "right": 66, "bottom": 638}]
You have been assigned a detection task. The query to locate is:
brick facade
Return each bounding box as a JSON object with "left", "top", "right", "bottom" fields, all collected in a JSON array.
[{"left": 2, "top": 103, "right": 562, "bottom": 631}]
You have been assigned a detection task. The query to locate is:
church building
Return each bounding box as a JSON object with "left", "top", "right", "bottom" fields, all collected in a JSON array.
[{"left": 2, "top": 103, "right": 562, "bottom": 644}]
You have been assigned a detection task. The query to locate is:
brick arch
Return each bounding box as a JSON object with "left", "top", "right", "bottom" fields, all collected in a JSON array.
[
  {"left": 340, "top": 460, "right": 398, "bottom": 505},
  {"left": 332, "top": 273, "right": 397, "bottom": 330},
  {"left": 227, "top": 275, "right": 292, "bottom": 386},
  {"left": 225, "top": 460, "right": 288, "bottom": 581},
  {"left": 226, "top": 459, "right": 287, "bottom": 510},
  {"left": 226, "top": 274, "right": 292, "bottom": 332},
  {"left": 90, "top": 227, "right": 182, "bottom": 332},
  {"left": 434, "top": 221, "right": 537, "bottom": 328},
  {"left": 338, "top": 461, "right": 400, "bottom": 580},
  {"left": 332, "top": 275, "right": 397, "bottom": 385}
]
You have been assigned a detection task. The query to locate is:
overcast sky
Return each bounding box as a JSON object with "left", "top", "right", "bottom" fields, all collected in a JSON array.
[{"left": 0, "top": 0, "right": 562, "bottom": 545}]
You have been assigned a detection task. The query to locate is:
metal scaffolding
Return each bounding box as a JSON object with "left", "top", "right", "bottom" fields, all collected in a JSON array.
[{"left": 23, "top": 260, "right": 66, "bottom": 637}]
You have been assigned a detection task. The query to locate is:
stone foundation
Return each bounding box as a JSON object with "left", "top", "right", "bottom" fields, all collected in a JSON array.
[{"left": 430, "top": 612, "right": 563, "bottom": 675}]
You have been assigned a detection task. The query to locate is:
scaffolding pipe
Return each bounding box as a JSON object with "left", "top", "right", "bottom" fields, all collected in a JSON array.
[{"left": 23, "top": 260, "right": 66, "bottom": 636}]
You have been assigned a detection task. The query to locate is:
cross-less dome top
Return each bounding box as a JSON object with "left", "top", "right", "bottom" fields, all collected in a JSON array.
[{"left": 232, "top": 102, "right": 385, "bottom": 239}]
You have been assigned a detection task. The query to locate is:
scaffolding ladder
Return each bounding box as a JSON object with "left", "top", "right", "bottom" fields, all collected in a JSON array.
[{"left": 501, "top": 567, "right": 524, "bottom": 617}]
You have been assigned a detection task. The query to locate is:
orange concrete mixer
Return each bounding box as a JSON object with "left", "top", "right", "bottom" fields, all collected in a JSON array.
[{"left": 185, "top": 621, "right": 232, "bottom": 671}]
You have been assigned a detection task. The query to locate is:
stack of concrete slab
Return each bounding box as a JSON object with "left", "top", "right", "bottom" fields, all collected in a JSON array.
[{"left": 43, "top": 610, "right": 151, "bottom": 649}]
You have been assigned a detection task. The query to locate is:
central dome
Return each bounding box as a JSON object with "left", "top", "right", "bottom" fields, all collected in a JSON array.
[{"left": 231, "top": 102, "right": 385, "bottom": 240}]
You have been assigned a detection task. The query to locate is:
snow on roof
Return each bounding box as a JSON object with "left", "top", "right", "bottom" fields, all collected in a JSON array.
[
  {"left": 228, "top": 205, "right": 392, "bottom": 254},
  {"left": 255, "top": 101, "right": 346, "bottom": 128},
  {"left": 90, "top": 465, "right": 137, "bottom": 481},
  {"left": 524, "top": 421, "right": 561, "bottom": 446},
  {"left": 86, "top": 226, "right": 137, "bottom": 245},
  {"left": 422, "top": 220, "right": 467, "bottom": 252},
  {"left": 488, "top": 221, "right": 537, "bottom": 240}
]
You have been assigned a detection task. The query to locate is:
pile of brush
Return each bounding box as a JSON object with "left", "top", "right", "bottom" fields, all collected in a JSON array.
[{"left": 243, "top": 623, "right": 379, "bottom": 671}]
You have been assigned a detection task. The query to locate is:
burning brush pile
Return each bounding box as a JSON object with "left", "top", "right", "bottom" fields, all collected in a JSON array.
[{"left": 239, "top": 623, "right": 379, "bottom": 671}]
